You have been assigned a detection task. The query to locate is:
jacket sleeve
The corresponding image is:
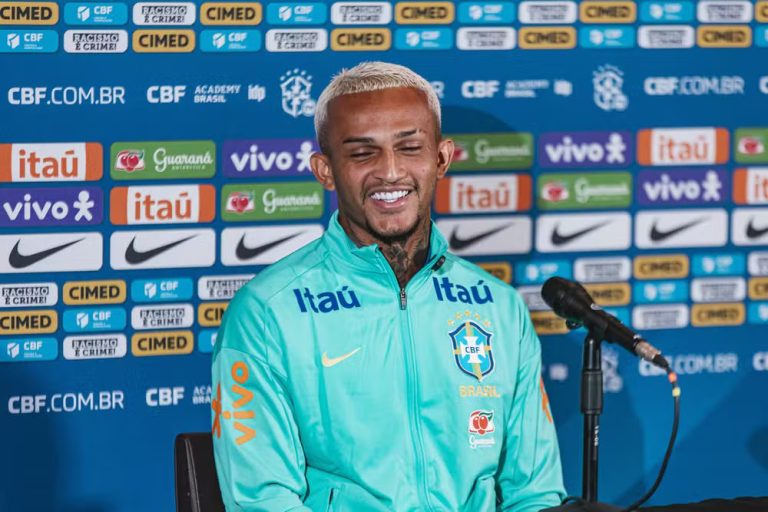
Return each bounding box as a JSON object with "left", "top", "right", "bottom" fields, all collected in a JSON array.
[
  {"left": 211, "top": 290, "right": 311, "bottom": 512},
  {"left": 496, "top": 298, "right": 566, "bottom": 512}
]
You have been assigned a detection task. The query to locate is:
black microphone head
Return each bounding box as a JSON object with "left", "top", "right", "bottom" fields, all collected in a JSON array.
[{"left": 541, "top": 276, "right": 594, "bottom": 320}]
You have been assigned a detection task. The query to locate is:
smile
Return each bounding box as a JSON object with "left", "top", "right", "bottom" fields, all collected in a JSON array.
[{"left": 369, "top": 190, "right": 411, "bottom": 203}]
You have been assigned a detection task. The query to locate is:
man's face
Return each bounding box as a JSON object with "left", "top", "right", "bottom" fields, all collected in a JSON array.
[{"left": 311, "top": 87, "right": 453, "bottom": 243}]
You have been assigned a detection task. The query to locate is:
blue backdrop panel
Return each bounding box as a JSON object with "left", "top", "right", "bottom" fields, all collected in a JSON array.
[{"left": 1, "top": 1, "right": 767, "bottom": 510}]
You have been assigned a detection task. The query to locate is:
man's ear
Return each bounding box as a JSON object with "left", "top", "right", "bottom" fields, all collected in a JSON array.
[
  {"left": 310, "top": 152, "right": 335, "bottom": 191},
  {"left": 436, "top": 138, "right": 454, "bottom": 180}
]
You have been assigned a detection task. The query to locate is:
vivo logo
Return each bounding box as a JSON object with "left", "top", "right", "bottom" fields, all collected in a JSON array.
[
  {"left": 637, "top": 168, "right": 726, "bottom": 206},
  {"left": 0, "top": 187, "right": 102, "bottom": 227},
  {"left": 223, "top": 139, "right": 317, "bottom": 177},
  {"left": 538, "top": 131, "right": 631, "bottom": 168}
]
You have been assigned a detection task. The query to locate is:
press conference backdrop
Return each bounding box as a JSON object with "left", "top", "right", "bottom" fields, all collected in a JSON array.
[{"left": 1, "top": 1, "right": 768, "bottom": 510}]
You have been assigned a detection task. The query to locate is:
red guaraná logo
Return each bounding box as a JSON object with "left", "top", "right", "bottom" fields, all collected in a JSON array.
[
  {"left": 226, "top": 192, "right": 255, "bottom": 214},
  {"left": 453, "top": 143, "right": 469, "bottom": 162},
  {"left": 541, "top": 181, "right": 569, "bottom": 202},
  {"left": 468, "top": 410, "right": 495, "bottom": 435},
  {"left": 115, "top": 150, "right": 145, "bottom": 172},
  {"left": 738, "top": 137, "right": 764, "bottom": 156}
]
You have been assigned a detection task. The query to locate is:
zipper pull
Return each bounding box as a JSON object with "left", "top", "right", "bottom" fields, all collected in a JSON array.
[{"left": 400, "top": 288, "right": 407, "bottom": 310}]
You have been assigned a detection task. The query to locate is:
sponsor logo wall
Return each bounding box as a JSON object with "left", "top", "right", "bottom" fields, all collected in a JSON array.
[{"left": 1, "top": 2, "right": 767, "bottom": 511}]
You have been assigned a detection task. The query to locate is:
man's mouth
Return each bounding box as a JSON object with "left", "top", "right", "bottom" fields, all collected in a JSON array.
[{"left": 369, "top": 190, "right": 411, "bottom": 203}]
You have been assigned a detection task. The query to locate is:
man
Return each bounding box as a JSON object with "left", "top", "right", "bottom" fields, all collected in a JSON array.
[{"left": 212, "top": 61, "right": 566, "bottom": 511}]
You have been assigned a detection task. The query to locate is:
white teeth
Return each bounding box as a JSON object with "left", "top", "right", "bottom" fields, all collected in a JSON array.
[{"left": 370, "top": 190, "right": 409, "bottom": 203}]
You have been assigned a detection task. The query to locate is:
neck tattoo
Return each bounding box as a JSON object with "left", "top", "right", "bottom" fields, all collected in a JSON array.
[{"left": 382, "top": 235, "right": 429, "bottom": 288}]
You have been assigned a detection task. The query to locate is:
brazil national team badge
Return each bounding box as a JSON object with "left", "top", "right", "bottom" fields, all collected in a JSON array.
[{"left": 450, "top": 317, "right": 494, "bottom": 381}]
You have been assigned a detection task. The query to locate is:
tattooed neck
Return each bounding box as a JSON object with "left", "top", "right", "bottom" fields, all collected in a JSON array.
[{"left": 381, "top": 235, "right": 429, "bottom": 288}]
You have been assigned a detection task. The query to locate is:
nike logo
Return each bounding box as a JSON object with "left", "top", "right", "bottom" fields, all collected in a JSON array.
[
  {"left": 649, "top": 218, "right": 704, "bottom": 242},
  {"left": 235, "top": 231, "right": 303, "bottom": 261},
  {"left": 449, "top": 224, "right": 512, "bottom": 251},
  {"left": 321, "top": 347, "right": 361, "bottom": 368},
  {"left": 125, "top": 235, "right": 196, "bottom": 264},
  {"left": 746, "top": 219, "right": 768, "bottom": 239},
  {"left": 551, "top": 221, "right": 610, "bottom": 246},
  {"left": 9, "top": 238, "right": 84, "bottom": 269}
]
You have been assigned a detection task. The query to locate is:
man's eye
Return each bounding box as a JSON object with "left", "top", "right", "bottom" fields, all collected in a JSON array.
[
  {"left": 351, "top": 151, "right": 373, "bottom": 158},
  {"left": 401, "top": 146, "right": 422, "bottom": 152}
]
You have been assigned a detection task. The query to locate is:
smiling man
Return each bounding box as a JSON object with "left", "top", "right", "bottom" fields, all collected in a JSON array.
[{"left": 212, "top": 62, "right": 565, "bottom": 511}]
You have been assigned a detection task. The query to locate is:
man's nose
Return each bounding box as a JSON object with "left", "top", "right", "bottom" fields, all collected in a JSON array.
[{"left": 377, "top": 149, "right": 405, "bottom": 182}]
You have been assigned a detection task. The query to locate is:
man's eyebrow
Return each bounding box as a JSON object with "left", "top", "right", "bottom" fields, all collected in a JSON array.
[
  {"left": 342, "top": 137, "right": 374, "bottom": 145},
  {"left": 396, "top": 129, "right": 422, "bottom": 138},
  {"left": 341, "top": 129, "right": 423, "bottom": 145}
]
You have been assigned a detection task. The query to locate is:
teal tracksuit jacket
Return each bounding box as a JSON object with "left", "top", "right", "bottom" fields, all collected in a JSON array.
[{"left": 211, "top": 212, "right": 566, "bottom": 511}]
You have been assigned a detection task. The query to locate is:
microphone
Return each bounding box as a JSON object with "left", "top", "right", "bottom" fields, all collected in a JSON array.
[{"left": 541, "top": 276, "right": 669, "bottom": 369}]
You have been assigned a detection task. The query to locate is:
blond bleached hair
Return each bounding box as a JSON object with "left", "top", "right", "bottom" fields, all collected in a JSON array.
[{"left": 314, "top": 61, "right": 442, "bottom": 153}]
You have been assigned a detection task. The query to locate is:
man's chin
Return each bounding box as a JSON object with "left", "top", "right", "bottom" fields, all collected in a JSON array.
[{"left": 368, "top": 217, "right": 421, "bottom": 243}]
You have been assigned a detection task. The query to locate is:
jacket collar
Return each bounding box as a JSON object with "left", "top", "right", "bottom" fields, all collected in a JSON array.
[{"left": 322, "top": 210, "right": 448, "bottom": 274}]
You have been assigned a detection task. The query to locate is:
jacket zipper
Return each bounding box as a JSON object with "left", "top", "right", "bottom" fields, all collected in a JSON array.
[{"left": 382, "top": 252, "right": 442, "bottom": 511}]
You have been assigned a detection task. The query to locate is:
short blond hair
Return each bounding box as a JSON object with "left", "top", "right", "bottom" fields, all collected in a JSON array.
[{"left": 314, "top": 61, "right": 441, "bottom": 153}]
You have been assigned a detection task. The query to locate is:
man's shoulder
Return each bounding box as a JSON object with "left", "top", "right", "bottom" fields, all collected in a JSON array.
[{"left": 236, "top": 235, "right": 329, "bottom": 304}]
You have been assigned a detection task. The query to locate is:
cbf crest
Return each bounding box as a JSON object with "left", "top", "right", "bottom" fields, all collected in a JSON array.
[
  {"left": 449, "top": 312, "right": 495, "bottom": 381},
  {"left": 280, "top": 68, "right": 316, "bottom": 118}
]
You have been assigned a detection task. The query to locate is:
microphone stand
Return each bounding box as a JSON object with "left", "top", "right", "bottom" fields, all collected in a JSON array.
[
  {"left": 543, "top": 320, "right": 621, "bottom": 512},
  {"left": 581, "top": 329, "right": 606, "bottom": 504}
]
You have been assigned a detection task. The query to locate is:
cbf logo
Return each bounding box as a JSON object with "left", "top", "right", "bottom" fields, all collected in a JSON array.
[
  {"left": 449, "top": 314, "right": 494, "bottom": 381},
  {"left": 593, "top": 64, "right": 628, "bottom": 112},
  {"left": 280, "top": 68, "right": 315, "bottom": 118}
]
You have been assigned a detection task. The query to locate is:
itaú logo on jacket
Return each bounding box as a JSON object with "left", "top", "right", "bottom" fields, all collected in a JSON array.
[
  {"left": 293, "top": 286, "right": 361, "bottom": 313},
  {"left": 432, "top": 277, "right": 494, "bottom": 304}
]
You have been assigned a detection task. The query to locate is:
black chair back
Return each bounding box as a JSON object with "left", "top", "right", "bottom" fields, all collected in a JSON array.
[{"left": 175, "top": 432, "right": 225, "bottom": 512}]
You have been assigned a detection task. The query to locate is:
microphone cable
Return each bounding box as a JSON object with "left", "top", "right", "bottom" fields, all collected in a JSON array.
[
  {"left": 622, "top": 368, "right": 681, "bottom": 512},
  {"left": 556, "top": 369, "right": 681, "bottom": 511}
]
